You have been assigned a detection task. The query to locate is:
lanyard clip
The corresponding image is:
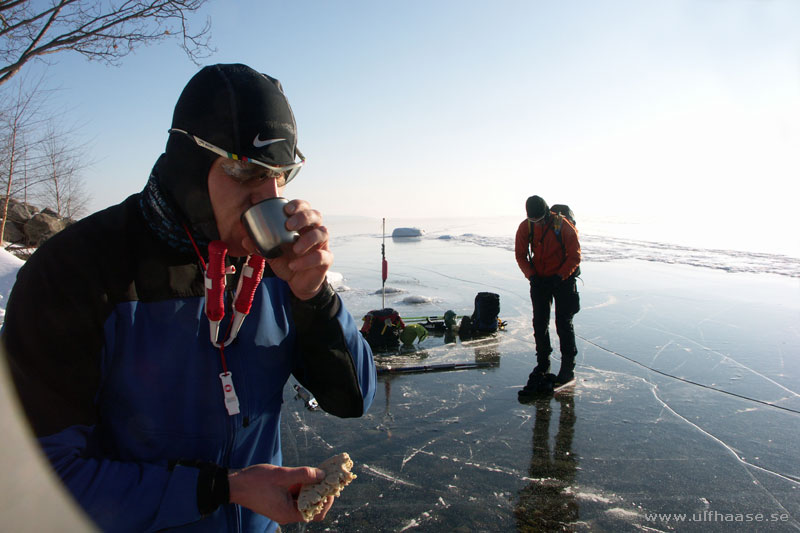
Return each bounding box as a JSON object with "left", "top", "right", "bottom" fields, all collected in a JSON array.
[
  {"left": 205, "top": 241, "right": 236, "bottom": 346},
  {"left": 227, "top": 254, "right": 266, "bottom": 345}
]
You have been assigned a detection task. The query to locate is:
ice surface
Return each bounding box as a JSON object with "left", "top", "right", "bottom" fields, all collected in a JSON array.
[{"left": 282, "top": 218, "right": 800, "bottom": 532}]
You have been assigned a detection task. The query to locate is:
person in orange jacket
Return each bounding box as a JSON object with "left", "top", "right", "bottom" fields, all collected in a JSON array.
[{"left": 514, "top": 195, "right": 581, "bottom": 398}]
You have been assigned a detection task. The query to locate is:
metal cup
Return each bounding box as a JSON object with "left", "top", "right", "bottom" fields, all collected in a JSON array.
[{"left": 241, "top": 197, "right": 300, "bottom": 258}]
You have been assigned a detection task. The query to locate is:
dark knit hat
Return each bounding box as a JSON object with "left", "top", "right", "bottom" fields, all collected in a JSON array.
[
  {"left": 526, "top": 195, "right": 549, "bottom": 219},
  {"left": 156, "top": 63, "right": 298, "bottom": 241}
]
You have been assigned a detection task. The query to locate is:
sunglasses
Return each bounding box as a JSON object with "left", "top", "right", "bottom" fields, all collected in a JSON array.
[{"left": 169, "top": 128, "right": 305, "bottom": 185}]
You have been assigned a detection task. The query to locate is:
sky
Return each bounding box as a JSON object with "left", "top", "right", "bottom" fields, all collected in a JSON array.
[{"left": 13, "top": 0, "right": 800, "bottom": 255}]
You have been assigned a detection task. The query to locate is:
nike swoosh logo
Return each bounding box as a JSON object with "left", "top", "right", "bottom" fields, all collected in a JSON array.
[{"left": 253, "top": 135, "right": 286, "bottom": 148}]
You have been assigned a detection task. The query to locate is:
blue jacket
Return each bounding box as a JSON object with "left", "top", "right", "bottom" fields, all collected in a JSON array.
[{"left": 2, "top": 195, "right": 376, "bottom": 532}]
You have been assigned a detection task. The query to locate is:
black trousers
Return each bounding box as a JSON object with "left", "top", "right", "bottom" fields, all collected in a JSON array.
[{"left": 529, "top": 275, "right": 580, "bottom": 367}]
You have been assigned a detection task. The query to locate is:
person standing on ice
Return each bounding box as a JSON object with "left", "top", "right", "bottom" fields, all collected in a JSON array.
[
  {"left": 514, "top": 195, "right": 581, "bottom": 398},
  {"left": 2, "top": 64, "right": 376, "bottom": 532}
]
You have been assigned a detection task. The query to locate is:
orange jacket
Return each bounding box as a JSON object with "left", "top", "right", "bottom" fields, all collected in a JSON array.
[{"left": 515, "top": 214, "right": 581, "bottom": 279}]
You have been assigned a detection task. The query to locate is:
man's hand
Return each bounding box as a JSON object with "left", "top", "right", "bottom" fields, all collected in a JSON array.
[
  {"left": 252, "top": 199, "right": 333, "bottom": 301},
  {"left": 228, "top": 463, "right": 335, "bottom": 524}
]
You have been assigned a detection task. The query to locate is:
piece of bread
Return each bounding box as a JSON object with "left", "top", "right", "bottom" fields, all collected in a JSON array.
[{"left": 297, "top": 452, "right": 356, "bottom": 522}]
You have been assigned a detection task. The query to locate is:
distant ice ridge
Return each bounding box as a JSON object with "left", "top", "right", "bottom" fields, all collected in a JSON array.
[
  {"left": 435, "top": 233, "right": 800, "bottom": 278},
  {"left": 392, "top": 227, "right": 425, "bottom": 238}
]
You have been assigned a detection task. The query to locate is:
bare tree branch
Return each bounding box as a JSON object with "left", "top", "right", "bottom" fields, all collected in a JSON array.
[
  {"left": 34, "top": 119, "right": 92, "bottom": 219},
  {"left": 0, "top": 0, "right": 213, "bottom": 86},
  {"left": 0, "top": 73, "right": 49, "bottom": 242},
  {"left": 5, "top": 2, "right": 67, "bottom": 84}
]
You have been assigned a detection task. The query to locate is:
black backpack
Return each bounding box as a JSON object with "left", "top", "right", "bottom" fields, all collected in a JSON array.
[
  {"left": 360, "top": 308, "right": 405, "bottom": 350},
  {"left": 529, "top": 204, "right": 581, "bottom": 278},
  {"left": 471, "top": 292, "right": 500, "bottom": 333},
  {"left": 550, "top": 204, "right": 576, "bottom": 227}
]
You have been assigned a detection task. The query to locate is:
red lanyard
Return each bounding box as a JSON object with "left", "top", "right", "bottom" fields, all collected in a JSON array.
[{"left": 184, "top": 226, "right": 266, "bottom": 415}]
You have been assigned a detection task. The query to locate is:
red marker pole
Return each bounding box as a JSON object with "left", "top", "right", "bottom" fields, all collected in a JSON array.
[{"left": 381, "top": 218, "right": 387, "bottom": 308}]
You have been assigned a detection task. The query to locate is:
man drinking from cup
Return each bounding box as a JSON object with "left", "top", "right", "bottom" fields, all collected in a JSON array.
[{"left": 2, "top": 63, "right": 376, "bottom": 532}]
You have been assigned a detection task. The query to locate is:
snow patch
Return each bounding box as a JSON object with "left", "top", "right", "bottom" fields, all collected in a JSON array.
[
  {"left": 373, "top": 287, "right": 405, "bottom": 295},
  {"left": 326, "top": 271, "right": 350, "bottom": 291},
  {"left": 0, "top": 248, "right": 24, "bottom": 325},
  {"left": 400, "top": 295, "right": 436, "bottom": 305}
]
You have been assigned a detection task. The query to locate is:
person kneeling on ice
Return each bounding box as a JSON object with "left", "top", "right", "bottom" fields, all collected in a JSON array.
[
  {"left": 2, "top": 64, "right": 376, "bottom": 532},
  {"left": 514, "top": 195, "right": 581, "bottom": 398}
]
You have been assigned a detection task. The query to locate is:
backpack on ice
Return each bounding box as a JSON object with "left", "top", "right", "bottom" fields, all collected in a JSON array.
[
  {"left": 471, "top": 292, "right": 500, "bottom": 334},
  {"left": 360, "top": 308, "right": 405, "bottom": 350}
]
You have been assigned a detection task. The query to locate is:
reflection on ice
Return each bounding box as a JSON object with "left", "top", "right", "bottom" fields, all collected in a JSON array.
[{"left": 515, "top": 394, "right": 579, "bottom": 531}]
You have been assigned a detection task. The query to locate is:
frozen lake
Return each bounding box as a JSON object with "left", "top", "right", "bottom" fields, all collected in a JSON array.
[{"left": 281, "top": 218, "right": 800, "bottom": 532}]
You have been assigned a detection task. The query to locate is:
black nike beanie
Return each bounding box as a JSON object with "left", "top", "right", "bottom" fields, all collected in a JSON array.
[
  {"left": 526, "top": 195, "right": 549, "bottom": 219},
  {"left": 156, "top": 64, "right": 298, "bottom": 241}
]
